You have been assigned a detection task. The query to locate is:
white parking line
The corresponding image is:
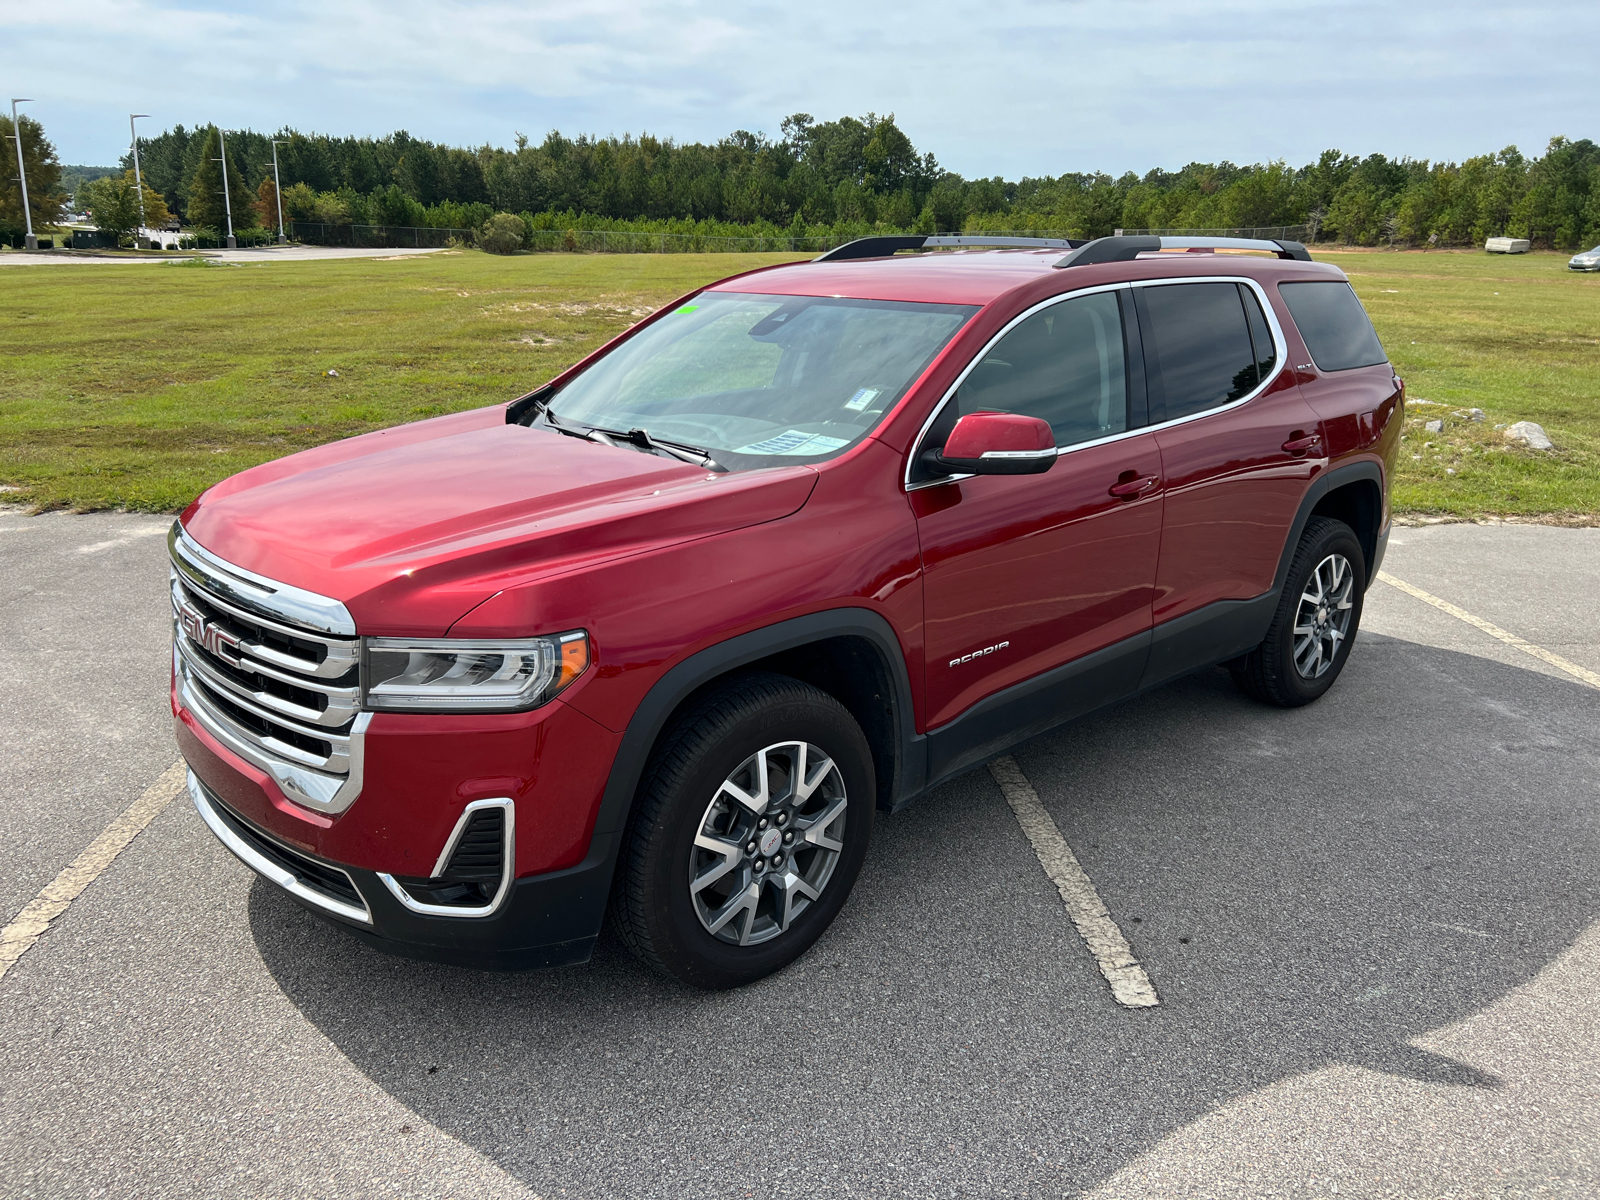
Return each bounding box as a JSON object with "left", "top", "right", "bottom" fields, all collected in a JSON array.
[
  {"left": 0, "top": 761, "right": 186, "bottom": 985},
  {"left": 987, "top": 756, "right": 1160, "bottom": 1009},
  {"left": 1378, "top": 571, "right": 1600, "bottom": 691}
]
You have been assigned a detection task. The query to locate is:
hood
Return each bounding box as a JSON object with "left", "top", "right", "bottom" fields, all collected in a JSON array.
[{"left": 182, "top": 407, "right": 820, "bottom": 635}]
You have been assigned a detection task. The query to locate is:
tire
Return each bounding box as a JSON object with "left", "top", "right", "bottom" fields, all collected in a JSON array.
[
  {"left": 611, "top": 672, "right": 875, "bottom": 989},
  {"left": 1231, "top": 516, "right": 1366, "bottom": 708}
]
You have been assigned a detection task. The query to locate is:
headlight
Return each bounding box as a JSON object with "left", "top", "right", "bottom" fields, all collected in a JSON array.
[{"left": 363, "top": 632, "right": 589, "bottom": 713}]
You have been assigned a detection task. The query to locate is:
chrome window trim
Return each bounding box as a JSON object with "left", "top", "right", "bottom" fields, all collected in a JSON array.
[
  {"left": 188, "top": 769, "right": 372, "bottom": 925},
  {"left": 904, "top": 276, "right": 1291, "bottom": 491},
  {"left": 979, "top": 448, "right": 1056, "bottom": 461},
  {"left": 170, "top": 521, "right": 356, "bottom": 638},
  {"left": 376, "top": 798, "right": 515, "bottom": 919}
]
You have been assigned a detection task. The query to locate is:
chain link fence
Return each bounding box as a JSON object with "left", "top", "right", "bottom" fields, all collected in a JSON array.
[{"left": 291, "top": 222, "right": 471, "bottom": 249}]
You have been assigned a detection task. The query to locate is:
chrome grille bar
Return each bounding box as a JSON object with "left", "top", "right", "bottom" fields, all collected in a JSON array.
[
  {"left": 170, "top": 570, "right": 357, "bottom": 681},
  {"left": 171, "top": 522, "right": 369, "bottom": 815},
  {"left": 172, "top": 580, "right": 360, "bottom": 729},
  {"left": 169, "top": 522, "right": 356, "bottom": 636}
]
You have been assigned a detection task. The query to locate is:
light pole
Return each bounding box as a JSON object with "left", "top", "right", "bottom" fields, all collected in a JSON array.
[
  {"left": 130, "top": 113, "right": 150, "bottom": 248},
  {"left": 270, "top": 139, "right": 287, "bottom": 245},
  {"left": 10, "top": 99, "right": 36, "bottom": 251},
  {"left": 215, "top": 127, "right": 236, "bottom": 249}
]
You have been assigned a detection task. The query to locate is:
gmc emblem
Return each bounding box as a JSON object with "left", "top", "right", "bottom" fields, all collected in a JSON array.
[{"left": 179, "top": 603, "right": 243, "bottom": 666}]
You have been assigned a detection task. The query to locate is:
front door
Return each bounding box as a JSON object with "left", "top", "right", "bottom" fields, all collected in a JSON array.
[{"left": 910, "top": 288, "right": 1165, "bottom": 742}]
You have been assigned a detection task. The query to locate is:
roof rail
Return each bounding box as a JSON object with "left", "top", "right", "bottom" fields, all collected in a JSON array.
[
  {"left": 1053, "top": 235, "right": 1313, "bottom": 268},
  {"left": 816, "top": 234, "right": 1086, "bottom": 262}
]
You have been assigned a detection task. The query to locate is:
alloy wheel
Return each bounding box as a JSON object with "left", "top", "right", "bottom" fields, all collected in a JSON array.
[
  {"left": 1292, "top": 552, "right": 1355, "bottom": 679},
  {"left": 688, "top": 740, "right": 848, "bottom": 947}
]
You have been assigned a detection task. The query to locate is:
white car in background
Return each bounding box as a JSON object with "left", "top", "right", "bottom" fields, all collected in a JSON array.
[{"left": 1569, "top": 246, "right": 1600, "bottom": 271}]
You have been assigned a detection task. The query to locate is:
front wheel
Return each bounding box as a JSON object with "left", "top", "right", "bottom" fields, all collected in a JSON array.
[
  {"left": 1231, "top": 516, "right": 1365, "bottom": 707},
  {"left": 611, "top": 673, "right": 875, "bottom": 989}
]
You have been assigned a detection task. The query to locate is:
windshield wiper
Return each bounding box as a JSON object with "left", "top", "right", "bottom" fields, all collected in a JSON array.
[
  {"left": 543, "top": 409, "right": 725, "bottom": 472},
  {"left": 606, "top": 427, "right": 727, "bottom": 472},
  {"left": 541, "top": 407, "right": 603, "bottom": 444}
]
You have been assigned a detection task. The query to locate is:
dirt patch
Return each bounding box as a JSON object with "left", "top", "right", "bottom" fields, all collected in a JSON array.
[{"left": 1394, "top": 512, "right": 1600, "bottom": 528}]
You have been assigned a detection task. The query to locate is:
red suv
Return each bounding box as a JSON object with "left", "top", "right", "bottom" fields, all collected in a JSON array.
[{"left": 172, "top": 234, "right": 1401, "bottom": 988}]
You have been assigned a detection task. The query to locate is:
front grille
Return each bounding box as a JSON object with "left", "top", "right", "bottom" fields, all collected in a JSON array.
[
  {"left": 208, "top": 796, "right": 366, "bottom": 911},
  {"left": 170, "top": 524, "right": 369, "bottom": 814}
]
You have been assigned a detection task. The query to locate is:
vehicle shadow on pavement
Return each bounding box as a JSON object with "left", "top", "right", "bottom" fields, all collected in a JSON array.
[{"left": 250, "top": 636, "right": 1600, "bottom": 1199}]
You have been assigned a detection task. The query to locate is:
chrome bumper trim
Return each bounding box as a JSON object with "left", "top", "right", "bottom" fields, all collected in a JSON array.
[
  {"left": 376, "top": 798, "right": 515, "bottom": 919},
  {"left": 188, "top": 770, "right": 372, "bottom": 925}
]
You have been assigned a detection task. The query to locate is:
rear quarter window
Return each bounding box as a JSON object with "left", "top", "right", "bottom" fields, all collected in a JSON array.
[{"left": 1278, "top": 281, "right": 1388, "bottom": 371}]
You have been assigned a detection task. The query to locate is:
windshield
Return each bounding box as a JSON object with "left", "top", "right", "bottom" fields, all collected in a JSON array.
[{"left": 543, "top": 291, "right": 977, "bottom": 469}]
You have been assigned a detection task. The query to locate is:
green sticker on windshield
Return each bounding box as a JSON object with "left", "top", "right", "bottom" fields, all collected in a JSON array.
[{"left": 676, "top": 305, "right": 699, "bottom": 314}]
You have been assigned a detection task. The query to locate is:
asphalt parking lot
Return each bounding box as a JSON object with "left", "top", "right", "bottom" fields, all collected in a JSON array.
[{"left": 2, "top": 512, "right": 1597, "bottom": 1199}]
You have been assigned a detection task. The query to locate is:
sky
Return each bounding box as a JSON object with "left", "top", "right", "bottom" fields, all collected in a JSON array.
[{"left": 5, "top": 0, "right": 1598, "bottom": 178}]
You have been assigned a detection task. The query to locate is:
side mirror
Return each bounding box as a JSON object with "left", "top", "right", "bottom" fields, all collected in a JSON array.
[{"left": 927, "top": 412, "right": 1056, "bottom": 476}]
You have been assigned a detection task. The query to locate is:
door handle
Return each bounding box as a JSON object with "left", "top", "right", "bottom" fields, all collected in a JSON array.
[
  {"left": 1282, "top": 433, "right": 1322, "bottom": 456},
  {"left": 1108, "top": 474, "right": 1160, "bottom": 499}
]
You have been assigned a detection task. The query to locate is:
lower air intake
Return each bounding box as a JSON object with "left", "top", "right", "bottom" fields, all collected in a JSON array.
[{"left": 382, "top": 801, "right": 513, "bottom": 916}]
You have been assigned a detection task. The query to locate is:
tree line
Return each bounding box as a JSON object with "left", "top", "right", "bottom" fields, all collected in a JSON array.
[
  {"left": 121, "top": 117, "right": 1600, "bottom": 249},
  {"left": 6, "top": 110, "right": 1598, "bottom": 249}
]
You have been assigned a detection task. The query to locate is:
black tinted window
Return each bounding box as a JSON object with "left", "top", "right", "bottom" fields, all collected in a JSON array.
[
  {"left": 958, "top": 291, "right": 1127, "bottom": 447},
  {"left": 1242, "top": 286, "right": 1278, "bottom": 381},
  {"left": 1140, "top": 282, "right": 1260, "bottom": 422},
  {"left": 1278, "top": 281, "right": 1388, "bottom": 371}
]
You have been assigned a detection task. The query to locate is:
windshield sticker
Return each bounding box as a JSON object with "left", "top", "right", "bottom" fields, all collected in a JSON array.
[
  {"left": 843, "top": 387, "right": 880, "bottom": 412},
  {"left": 736, "top": 430, "right": 851, "bottom": 456},
  {"left": 675, "top": 305, "right": 699, "bottom": 314}
]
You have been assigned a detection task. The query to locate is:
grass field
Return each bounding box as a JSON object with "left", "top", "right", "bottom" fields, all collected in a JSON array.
[
  {"left": 1326, "top": 248, "right": 1600, "bottom": 520},
  {"left": 1, "top": 246, "right": 1597, "bottom": 517}
]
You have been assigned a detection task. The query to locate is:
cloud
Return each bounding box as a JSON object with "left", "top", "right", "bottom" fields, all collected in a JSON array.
[{"left": 5, "top": 0, "right": 1596, "bottom": 175}]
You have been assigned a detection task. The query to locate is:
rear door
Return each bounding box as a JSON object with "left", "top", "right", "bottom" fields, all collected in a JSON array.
[
  {"left": 1276, "top": 279, "right": 1403, "bottom": 463},
  {"left": 911, "top": 286, "right": 1163, "bottom": 735},
  {"left": 1134, "top": 278, "right": 1324, "bottom": 682}
]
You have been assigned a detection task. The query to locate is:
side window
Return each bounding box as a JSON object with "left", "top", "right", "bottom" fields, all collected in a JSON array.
[
  {"left": 1278, "top": 281, "right": 1388, "bottom": 371},
  {"left": 956, "top": 291, "right": 1128, "bottom": 448},
  {"left": 1139, "top": 282, "right": 1260, "bottom": 422},
  {"left": 1242, "top": 285, "right": 1278, "bottom": 382}
]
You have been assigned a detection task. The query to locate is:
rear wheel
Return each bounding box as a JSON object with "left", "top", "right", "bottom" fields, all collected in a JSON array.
[
  {"left": 1231, "top": 516, "right": 1365, "bottom": 707},
  {"left": 611, "top": 673, "right": 874, "bottom": 989}
]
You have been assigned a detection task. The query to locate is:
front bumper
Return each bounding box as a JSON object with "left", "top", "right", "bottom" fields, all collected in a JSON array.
[
  {"left": 189, "top": 769, "right": 619, "bottom": 969},
  {"left": 176, "top": 655, "right": 626, "bottom": 970}
]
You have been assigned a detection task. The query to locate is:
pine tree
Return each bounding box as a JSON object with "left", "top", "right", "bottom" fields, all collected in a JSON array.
[
  {"left": 0, "top": 113, "right": 67, "bottom": 236},
  {"left": 186, "top": 126, "right": 256, "bottom": 232}
]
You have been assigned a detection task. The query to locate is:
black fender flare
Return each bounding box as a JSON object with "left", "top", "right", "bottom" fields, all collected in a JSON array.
[
  {"left": 1271, "top": 460, "right": 1386, "bottom": 595},
  {"left": 592, "top": 607, "right": 923, "bottom": 841}
]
